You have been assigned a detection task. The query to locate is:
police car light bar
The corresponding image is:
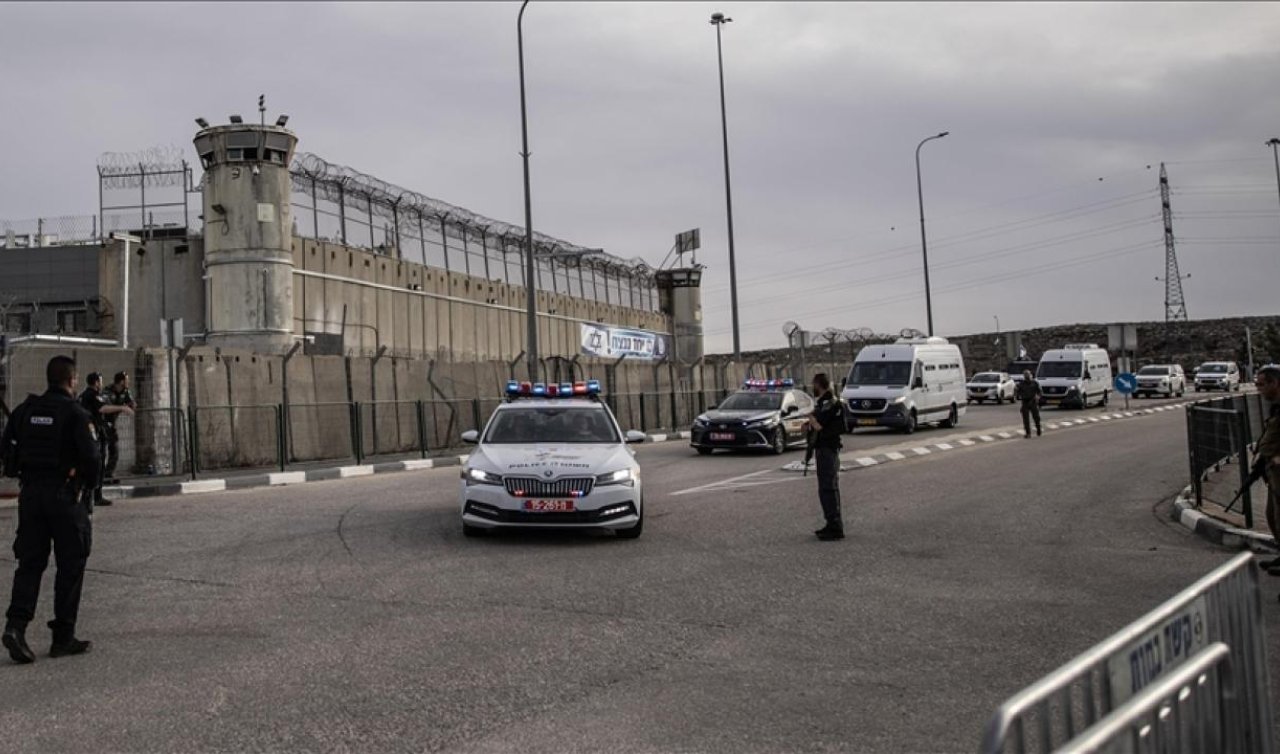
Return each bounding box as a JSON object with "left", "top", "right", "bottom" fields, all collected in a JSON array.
[
  {"left": 742, "top": 378, "right": 795, "bottom": 390},
  {"left": 505, "top": 379, "right": 602, "bottom": 398}
]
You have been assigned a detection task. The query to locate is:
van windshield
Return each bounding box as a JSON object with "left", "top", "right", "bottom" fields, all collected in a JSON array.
[
  {"left": 1038, "top": 362, "right": 1081, "bottom": 379},
  {"left": 1138, "top": 366, "right": 1169, "bottom": 376},
  {"left": 848, "top": 361, "right": 913, "bottom": 387}
]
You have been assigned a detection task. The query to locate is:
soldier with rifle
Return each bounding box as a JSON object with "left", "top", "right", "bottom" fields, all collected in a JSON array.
[
  {"left": 801, "top": 373, "right": 845, "bottom": 541},
  {"left": 1249, "top": 365, "right": 1280, "bottom": 575}
]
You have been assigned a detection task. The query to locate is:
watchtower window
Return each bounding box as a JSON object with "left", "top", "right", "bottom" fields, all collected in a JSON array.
[{"left": 226, "top": 132, "right": 260, "bottom": 161}]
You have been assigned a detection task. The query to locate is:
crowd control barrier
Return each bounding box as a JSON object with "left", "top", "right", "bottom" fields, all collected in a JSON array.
[{"left": 980, "top": 552, "right": 1271, "bottom": 754}]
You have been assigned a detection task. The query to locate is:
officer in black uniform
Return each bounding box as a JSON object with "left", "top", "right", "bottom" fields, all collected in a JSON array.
[
  {"left": 102, "top": 371, "right": 136, "bottom": 484},
  {"left": 1, "top": 355, "right": 100, "bottom": 664},
  {"left": 78, "top": 373, "right": 111, "bottom": 507},
  {"left": 802, "top": 373, "right": 845, "bottom": 541}
]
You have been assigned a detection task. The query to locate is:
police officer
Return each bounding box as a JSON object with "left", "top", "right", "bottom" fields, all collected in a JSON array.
[
  {"left": 102, "top": 370, "right": 136, "bottom": 484},
  {"left": 802, "top": 373, "right": 844, "bottom": 541},
  {"left": 1, "top": 355, "right": 100, "bottom": 664},
  {"left": 1251, "top": 366, "right": 1280, "bottom": 574},
  {"left": 1015, "top": 369, "right": 1042, "bottom": 438},
  {"left": 78, "top": 373, "right": 111, "bottom": 507}
]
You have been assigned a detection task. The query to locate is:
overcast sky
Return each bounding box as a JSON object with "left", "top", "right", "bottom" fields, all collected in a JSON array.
[{"left": 2, "top": 1, "right": 1278, "bottom": 353}]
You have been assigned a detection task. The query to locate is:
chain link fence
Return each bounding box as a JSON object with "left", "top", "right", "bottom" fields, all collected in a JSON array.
[{"left": 1186, "top": 393, "right": 1268, "bottom": 526}]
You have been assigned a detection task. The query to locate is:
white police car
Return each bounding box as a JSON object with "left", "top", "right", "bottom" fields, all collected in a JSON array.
[{"left": 459, "top": 380, "right": 646, "bottom": 539}]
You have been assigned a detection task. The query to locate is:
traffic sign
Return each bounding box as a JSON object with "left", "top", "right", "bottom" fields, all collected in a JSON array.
[{"left": 1114, "top": 373, "right": 1138, "bottom": 395}]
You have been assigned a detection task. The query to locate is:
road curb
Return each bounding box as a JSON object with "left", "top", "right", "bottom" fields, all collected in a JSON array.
[
  {"left": 72, "top": 430, "right": 694, "bottom": 504},
  {"left": 1170, "top": 483, "right": 1277, "bottom": 552},
  {"left": 781, "top": 400, "right": 1197, "bottom": 473}
]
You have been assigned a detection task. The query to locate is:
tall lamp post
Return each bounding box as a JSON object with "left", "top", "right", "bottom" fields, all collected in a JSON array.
[
  {"left": 1267, "top": 138, "right": 1280, "bottom": 217},
  {"left": 915, "top": 131, "right": 949, "bottom": 336},
  {"left": 710, "top": 12, "right": 741, "bottom": 360},
  {"left": 518, "top": 0, "right": 539, "bottom": 382}
]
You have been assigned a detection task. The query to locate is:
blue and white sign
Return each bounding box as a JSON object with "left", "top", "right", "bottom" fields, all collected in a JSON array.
[
  {"left": 580, "top": 324, "right": 670, "bottom": 361},
  {"left": 1114, "top": 372, "right": 1138, "bottom": 395}
]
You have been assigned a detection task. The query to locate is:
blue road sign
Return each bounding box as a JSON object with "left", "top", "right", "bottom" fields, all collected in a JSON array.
[{"left": 1114, "top": 372, "right": 1138, "bottom": 395}]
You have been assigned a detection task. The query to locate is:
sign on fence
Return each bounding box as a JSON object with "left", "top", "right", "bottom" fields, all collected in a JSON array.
[{"left": 580, "top": 324, "right": 670, "bottom": 361}]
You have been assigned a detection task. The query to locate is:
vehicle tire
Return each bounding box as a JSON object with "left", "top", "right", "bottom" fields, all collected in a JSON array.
[
  {"left": 995, "top": 395, "right": 1002, "bottom": 405},
  {"left": 903, "top": 410, "right": 918, "bottom": 434},
  {"left": 695, "top": 447, "right": 713, "bottom": 456},
  {"left": 941, "top": 404, "right": 958, "bottom": 428},
  {"left": 463, "top": 523, "right": 487, "bottom": 538},
  {"left": 615, "top": 502, "right": 643, "bottom": 539},
  {"left": 771, "top": 429, "right": 786, "bottom": 455}
]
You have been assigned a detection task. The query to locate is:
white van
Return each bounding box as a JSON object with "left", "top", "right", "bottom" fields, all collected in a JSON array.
[
  {"left": 1036, "top": 344, "right": 1113, "bottom": 409},
  {"left": 841, "top": 337, "right": 967, "bottom": 434}
]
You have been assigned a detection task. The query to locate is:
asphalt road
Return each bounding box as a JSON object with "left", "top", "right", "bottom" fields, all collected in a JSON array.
[{"left": 0, "top": 391, "right": 1272, "bottom": 753}]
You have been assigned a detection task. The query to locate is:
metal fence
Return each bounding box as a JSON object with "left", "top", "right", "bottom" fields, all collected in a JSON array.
[
  {"left": 606, "top": 389, "right": 727, "bottom": 433},
  {"left": 190, "top": 405, "right": 284, "bottom": 474},
  {"left": 1186, "top": 393, "right": 1268, "bottom": 524},
  {"left": 980, "top": 551, "right": 1271, "bottom": 754}
]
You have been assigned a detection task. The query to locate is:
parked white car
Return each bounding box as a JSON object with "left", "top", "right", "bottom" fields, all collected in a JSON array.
[
  {"left": 966, "top": 371, "right": 1015, "bottom": 404},
  {"left": 1134, "top": 364, "right": 1185, "bottom": 398}
]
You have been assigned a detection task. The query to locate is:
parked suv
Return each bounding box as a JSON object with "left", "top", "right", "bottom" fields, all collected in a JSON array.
[
  {"left": 1134, "top": 364, "right": 1185, "bottom": 398},
  {"left": 1194, "top": 362, "right": 1241, "bottom": 392},
  {"left": 966, "top": 371, "right": 1015, "bottom": 404}
]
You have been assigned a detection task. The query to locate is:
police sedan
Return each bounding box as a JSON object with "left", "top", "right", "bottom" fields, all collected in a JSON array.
[
  {"left": 459, "top": 380, "right": 646, "bottom": 539},
  {"left": 690, "top": 379, "right": 813, "bottom": 455}
]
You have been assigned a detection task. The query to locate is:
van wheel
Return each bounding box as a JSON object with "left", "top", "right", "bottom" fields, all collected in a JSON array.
[
  {"left": 903, "top": 410, "right": 917, "bottom": 434},
  {"left": 941, "top": 405, "right": 958, "bottom": 428}
]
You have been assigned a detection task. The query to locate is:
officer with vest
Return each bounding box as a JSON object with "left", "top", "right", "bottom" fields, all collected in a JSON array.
[
  {"left": 801, "top": 373, "right": 845, "bottom": 541},
  {"left": 101, "top": 371, "right": 136, "bottom": 484},
  {"left": 1, "top": 355, "right": 100, "bottom": 664}
]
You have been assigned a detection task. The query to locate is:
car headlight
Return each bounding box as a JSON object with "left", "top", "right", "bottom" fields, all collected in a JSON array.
[
  {"left": 596, "top": 468, "right": 637, "bottom": 487},
  {"left": 694, "top": 416, "right": 710, "bottom": 427},
  {"left": 892, "top": 396, "right": 907, "bottom": 404},
  {"left": 1067, "top": 386, "right": 1079, "bottom": 394},
  {"left": 744, "top": 416, "right": 779, "bottom": 429},
  {"left": 463, "top": 467, "right": 503, "bottom": 486}
]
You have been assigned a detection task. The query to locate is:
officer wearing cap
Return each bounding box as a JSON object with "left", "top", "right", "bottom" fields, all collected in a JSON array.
[
  {"left": 101, "top": 371, "right": 136, "bottom": 484},
  {"left": 1, "top": 355, "right": 100, "bottom": 664}
]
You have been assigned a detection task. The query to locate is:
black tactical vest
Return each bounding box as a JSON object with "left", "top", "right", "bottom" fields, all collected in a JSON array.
[{"left": 15, "top": 393, "right": 77, "bottom": 479}]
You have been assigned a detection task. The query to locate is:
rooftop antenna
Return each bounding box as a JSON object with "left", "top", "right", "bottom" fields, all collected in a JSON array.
[{"left": 258, "top": 94, "right": 266, "bottom": 127}]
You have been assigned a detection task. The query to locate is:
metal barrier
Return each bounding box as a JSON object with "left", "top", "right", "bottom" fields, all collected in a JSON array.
[
  {"left": 358, "top": 400, "right": 425, "bottom": 460},
  {"left": 980, "top": 551, "right": 1271, "bottom": 754},
  {"left": 1186, "top": 394, "right": 1268, "bottom": 524},
  {"left": 111, "top": 407, "right": 190, "bottom": 477},
  {"left": 1057, "top": 642, "right": 1236, "bottom": 754},
  {"left": 189, "top": 404, "right": 284, "bottom": 474},
  {"left": 285, "top": 401, "right": 359, "bottom": 466}
]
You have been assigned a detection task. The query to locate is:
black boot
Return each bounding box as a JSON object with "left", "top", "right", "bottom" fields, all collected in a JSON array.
[
  {"left": 48, "top": 622, "right": 91, "bottom": 658},
  {"left": 815, "top": 523, "right": 845, "bottom": 541},
  {"left": 3, "top": 623, "right": 35, "bottom": 664}
]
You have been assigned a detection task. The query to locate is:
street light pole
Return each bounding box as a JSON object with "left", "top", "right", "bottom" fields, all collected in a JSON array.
[
  {"left": 518, "top": 0, "right": 539, "bottom": 383},
  {"left": 915, "top": 131, "right": 949, "bottom": 336},
  {"left": 1267, "top": 138, "right": 1280, "bottom": 219},
  {"left": 710, "top": 12, "right": 741, "bottom": 360}
]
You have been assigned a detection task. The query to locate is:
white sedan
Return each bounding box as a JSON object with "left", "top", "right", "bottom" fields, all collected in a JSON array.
[
  {"left": 459, "top": 380, "right": 646, "bottom": 539},
  {"left": 966, "top": 372, "right": 1016, "bottom": 404}
]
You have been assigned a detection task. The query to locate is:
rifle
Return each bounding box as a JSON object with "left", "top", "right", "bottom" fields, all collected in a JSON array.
[
  {"left": 803, "top": 423, "right": 815, "bottom": 476},
  {"left": 1224, "top": 456, "right": 1268, "bottom": 514}
]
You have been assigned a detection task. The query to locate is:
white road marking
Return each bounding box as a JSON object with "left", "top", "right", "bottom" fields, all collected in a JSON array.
[
  {"left": 958, "top": 439, "right": 976, "bottom": 446},
  {"left": 997, "top": 432, "right": 1014, "bottom": 439},
  {"left": 935, "top": 443, "right": 954, "bottom": 450},
  {"left": 885, "top": 451, "right": 907, "bottom": 460},
  {"left": 856, "top": 457, "right": 878, "bottom": 466},
  {"left": 912, "top": 447, "right": 932, "bottom": 456},
  {"left": 979, "top": 436, "right": 995, "bottom": 442},
  {"left": 671, "top": 468, "right": 775, "bottom": 496}
]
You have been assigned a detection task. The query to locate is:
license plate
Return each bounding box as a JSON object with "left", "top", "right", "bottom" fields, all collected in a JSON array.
[
  {"left": 523, "top": 500, "right": 575, "bottom": 512},
  {"left": 857, "top": 418, "right": 878, "bottom": 426},
  {"left": 709, "top": 432, "right": 735, "bottom": 441},
  {"left": 1106, "top": 596, "right": 1207, "bottom": 705},
  {"left": 1045, "top": 399, "right": 1060, "bottom": 404}
]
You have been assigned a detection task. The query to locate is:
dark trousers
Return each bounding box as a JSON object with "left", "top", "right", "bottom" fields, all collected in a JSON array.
[
  {"left": 1020, "top": 402, "right": 1041, "bottom": 435},
  {"left": 93, "top": 439, "right": 108, "bottom": 502},
  {"left": 815, "top": 446, "right": 842, "bottom": 529},
  {"left": 103, "top": 434, "right": 120, "bottom": 480},
  {"left": 5, "top": 481, "right": 92, "bottom": 638}
]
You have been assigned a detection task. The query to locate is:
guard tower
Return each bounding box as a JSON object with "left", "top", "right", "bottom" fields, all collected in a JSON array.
[
  {"left": 192, "top": 112, "right": 298, "bottom": 353},
  {"left": 656, "top": 229, "right": 706, "bottom": 364}
]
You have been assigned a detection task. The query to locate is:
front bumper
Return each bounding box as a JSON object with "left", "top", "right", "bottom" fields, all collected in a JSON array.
[
  {"left": 1137, "top": 382, "right": 1173, "bottom": 395},
  {"left": 461, "top": 483, "right": 641, "bottom": 530},
  {"left": 1040, "top": 392, "right": 1083, "bottom": 408},
  {"left": 844, "top": 405, "right": 909, "bottom": 429},
  {"left": 690, "top": 424, "right": 780, "bottom": 449},
  {"left": 1195, "top": 381, "right": 1229, "bottom": 391}
]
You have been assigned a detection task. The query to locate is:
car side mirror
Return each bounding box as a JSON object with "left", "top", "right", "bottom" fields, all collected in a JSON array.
[
  {"left": 461, "top": 430, "right": 479, "bottom": 444},
  {"left": 625, "top": 430, "right": 647, "bottom": 444}
]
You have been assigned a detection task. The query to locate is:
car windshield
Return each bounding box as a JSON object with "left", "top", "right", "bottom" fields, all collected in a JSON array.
[
  {"left": 1201, "top": 364, "right": 1227, "bottom": 373},
  {"left": 972, "top": 374, "right": 1000, "bottom": 383},
  {"left": 1138, "top": 366, "right": 1169, "bottom": 376},
  {"left": 848, "top": 361, "right": 912, "bottom": 387},
  {"left": 717, "top": 392, "right": 783, "bottom": 411},
  {"left": 484, "top": 407, "right": 618, "bottom": 444},
  {"left": 1038, "top": 361, "right": 1081, "bottom": 379}
]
